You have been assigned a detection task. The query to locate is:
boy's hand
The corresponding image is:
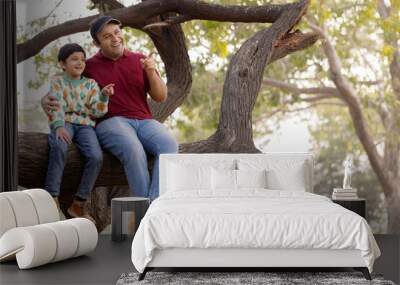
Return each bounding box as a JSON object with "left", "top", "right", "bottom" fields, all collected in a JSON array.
[
  {"left": 140, "top": 52, "right": 156, "bottom": 72},
  {"left": 56, "top": 127, "right": 72, "bottom": 144},
  {"left": 102, "top": 83, "right": 115, "bottom": 97},
  {"left": 41, "top": 93, "right": 60, "bottom": 116}
]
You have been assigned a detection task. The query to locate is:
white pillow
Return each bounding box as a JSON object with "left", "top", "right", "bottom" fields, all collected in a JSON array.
[
  {"left": 211, "top": 169, "right": 268, "bottom": 190},
  {"left": 266, "top": 165, "right": 306, "bottom": 191},
  {"left": 238, "top": 159, "right": 307, "bottom": 191},
  {"left": 236, "top": 169, "right": 267, "bottom": 189},
  {"left": 167, "top": 163, "right": 212, "bottom": 191},
  {"left": 211, "top": 168, "right": 237, "bottom": 191}
]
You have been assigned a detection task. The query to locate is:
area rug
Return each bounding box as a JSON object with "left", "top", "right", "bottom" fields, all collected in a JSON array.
[{"left": 116, "top": 271, "right": 396, "bottom": 285}]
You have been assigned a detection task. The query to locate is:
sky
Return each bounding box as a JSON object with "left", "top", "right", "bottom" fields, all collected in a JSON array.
[{"left": 16, "top": 0, "right": 313, "bottom": 153}]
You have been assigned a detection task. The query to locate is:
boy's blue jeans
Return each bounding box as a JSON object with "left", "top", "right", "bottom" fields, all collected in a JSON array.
[
  {"left": 45, "top": 123, "right": 103, "bottom": 200},
  {"left": 95, "top": 117, "right": 178, "bottom": 200}
]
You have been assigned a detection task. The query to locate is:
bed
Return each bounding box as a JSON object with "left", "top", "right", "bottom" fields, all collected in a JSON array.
[{"left": 131, "top": 153, "right": 380, "bottom": 280}]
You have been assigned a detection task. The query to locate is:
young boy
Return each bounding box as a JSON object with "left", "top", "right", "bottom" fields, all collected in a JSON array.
[{"left": 44, "top": 43, "right": 114, "bottom": 223}]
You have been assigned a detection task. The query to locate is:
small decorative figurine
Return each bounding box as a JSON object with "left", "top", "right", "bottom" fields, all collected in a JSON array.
[{"left": 342, "top": 154, "right": 353, "bottom": 189}]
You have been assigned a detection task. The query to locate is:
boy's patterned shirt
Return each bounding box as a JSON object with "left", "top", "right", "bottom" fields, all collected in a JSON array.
[{"left": 48, "top": 74, "right": 109, "bottom": 128}]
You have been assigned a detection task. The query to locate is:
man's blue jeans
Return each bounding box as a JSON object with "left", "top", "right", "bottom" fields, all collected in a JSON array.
[
  {"left": 45, "top": 123, "right": 103, "bottom": 199},
  {"left": 95, "top": 117, "right": 178, "bottom": 200}
]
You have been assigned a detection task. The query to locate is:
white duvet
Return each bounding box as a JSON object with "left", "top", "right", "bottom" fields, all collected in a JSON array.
[{"left": 131, "top": 190, "right": 380, "bottom": 273}]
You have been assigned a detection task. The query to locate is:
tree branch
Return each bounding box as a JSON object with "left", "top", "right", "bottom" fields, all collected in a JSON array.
[
  {"left": 144, "top": 12, "right": 192, "bottom": 123},
  {"left": 45, "top": 0, "right": 64, "bottom": 20},
  {"left": 146, "top": 0, "right": 310, "bottom": 29},
  {"left": 378, "top": 0, "right": 397, "bottom": 85},
  {"left": 262, "top": 77, "right": 340, "bottom": 97},
  {"left": 377, "top": 0, "right": 390, "bottom": 19},
  {"left": 17, "top": 0, "right": 307, "bottom": 62},
  {"left": 356, "top": 80, "right": 382, "bottom": 86},
  {"left": 389, "top": 50, "right": 400, "bottom": 101},
  {"left": 254, "top": 101, "right": 345, "bottom": 125},
  {"left": 270, "top": 30, "right": 320, "bottom": 62},
  {"left": 144, "top": 15, "right": 193, "bottom": 30},
  {"left": 377, "top": 0, "right": 400, "bottom": 184},
  {"left": 260, "top": 77, "right": 345, "bottom": 122},
  {"left": 306, "top": 17, "right": 398, "bottom": 197},
  {"left": 90, "top": 0, "right": 125, "bottom": 9}
]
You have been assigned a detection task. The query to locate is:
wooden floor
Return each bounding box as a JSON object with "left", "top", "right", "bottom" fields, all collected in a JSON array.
[
  {"left": 0, "top": 234, "right": 398, "bottom": 285},
  {"left": 0, "top": 235, "right": 133, "bottom": 285}
]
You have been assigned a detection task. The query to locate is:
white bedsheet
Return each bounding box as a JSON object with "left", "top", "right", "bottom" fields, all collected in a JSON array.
[{"left": 131, "top": 190, "right": 380, "bottom": 273}]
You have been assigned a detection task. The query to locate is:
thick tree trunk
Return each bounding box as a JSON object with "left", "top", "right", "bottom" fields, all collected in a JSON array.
[
  {"left": 386, "top": 183, "right": 400, "bottom": 234},
  {"left": 382, "top": 125, "right": 400, "bottom": 233},
  {"left": 18, "top": 132, "right": 135, "bottom": 232},
  {"left": 144, "top": 12, "right": 192, "bottom": 122},
  {"left": 18, "top": 133, "right": 128, "bottom": 188},
  {"left": 379, "top": 0, "right": 400, "bottom": 234},
  {"left": 181, "top": 2, "right": 314, "bottom": 153}
]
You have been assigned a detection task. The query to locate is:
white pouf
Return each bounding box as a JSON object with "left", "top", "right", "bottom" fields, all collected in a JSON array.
[{"left": 0, "top": 189, "right": 98, "bottom": 269}]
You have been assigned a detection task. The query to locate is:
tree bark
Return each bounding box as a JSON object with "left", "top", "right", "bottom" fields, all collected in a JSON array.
[
  {"left": 144, "top": 12, "right": 192, "bottom": 122},
  {"left": 18, "top": 132, "right": 133, "bottom": 231}
]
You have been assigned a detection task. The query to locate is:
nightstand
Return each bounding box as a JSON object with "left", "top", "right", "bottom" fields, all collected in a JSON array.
[
  {"left": 332, "top": 198, "right": 366, "bottom": 218},
  {"left": 111, "top": 197, "right": 150, "bottom": 242}
]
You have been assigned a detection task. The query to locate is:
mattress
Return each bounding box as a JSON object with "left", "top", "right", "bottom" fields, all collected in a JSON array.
[{"left": 131, "top": 190, "right": 380, "bottom": 273}]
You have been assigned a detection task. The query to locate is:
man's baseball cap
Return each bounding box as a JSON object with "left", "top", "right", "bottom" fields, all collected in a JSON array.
[{"left": 90, "top": 15, "right": 121, "bottom": 41}]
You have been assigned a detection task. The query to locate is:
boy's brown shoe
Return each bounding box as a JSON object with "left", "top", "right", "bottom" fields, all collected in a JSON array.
[{"left": 67, "top": 199, "right": 96, "bottom": 224}]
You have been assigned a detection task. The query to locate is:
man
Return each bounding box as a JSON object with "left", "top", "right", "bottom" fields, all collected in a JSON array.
[{"left": 42, "top": 16, "right": 178, "bottom": 200}]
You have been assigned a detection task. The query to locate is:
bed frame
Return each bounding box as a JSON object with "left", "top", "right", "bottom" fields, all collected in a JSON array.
[
  {"left": 138, "top": 153, "right": 372, "bottom": 281},
  {"left": 139, "top": 248, "right": 370, "bottom": 280}
]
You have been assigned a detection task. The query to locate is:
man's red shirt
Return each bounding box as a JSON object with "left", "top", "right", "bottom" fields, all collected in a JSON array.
[{"left": 84, "top": 49, "right": 152, "bottom": 120}]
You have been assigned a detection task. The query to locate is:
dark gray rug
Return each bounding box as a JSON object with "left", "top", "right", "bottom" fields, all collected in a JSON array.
[{"left": 116, "top": 272, "right": 396, "bottom": 285}]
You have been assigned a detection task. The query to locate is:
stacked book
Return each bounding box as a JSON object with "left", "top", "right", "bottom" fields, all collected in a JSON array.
[{"left": 332, "top": 188, "right": 358, "bottom": 200}]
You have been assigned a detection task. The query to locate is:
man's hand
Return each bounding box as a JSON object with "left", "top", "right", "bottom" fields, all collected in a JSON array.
[
  {"left": 41, "top": 93, "right": 60, "bottom": 116},
  {"left": 140, "top": 52, "right": 167, "bottom": 102},
  {"left": 140, "top": 52, "right": 157, "bottom": 73},
  {"left": 56, "top": 127, "right": 72, "bottom": 145},
  {"left": 102, "top": 83, "right": 115, "bottom": 97}
]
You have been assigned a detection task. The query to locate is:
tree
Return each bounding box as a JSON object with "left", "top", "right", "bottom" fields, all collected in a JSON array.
[
  {"left": 17, "top": 0, "right": 318, "bottom": 231},
  {"left": 169, "top": 0, "right": 398, "bottom": 234},
  {"left": 310, "top": 106, "right": 387, "bottom": 233},
  {"left": 260, "top": 0, "right": 400, "bottom": 233}
]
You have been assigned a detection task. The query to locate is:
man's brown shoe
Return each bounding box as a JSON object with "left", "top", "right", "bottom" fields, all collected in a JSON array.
[{"left": 67, "top": 199, "right": 96, "bottom": 224}]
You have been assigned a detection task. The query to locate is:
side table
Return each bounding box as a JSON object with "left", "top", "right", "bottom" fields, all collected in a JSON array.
[
  {"left": 111, "top": 197, "right": 150, "bottom": 242},
  {"left": 332, "top": 198, "right": 366, "bottom": 218}
]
